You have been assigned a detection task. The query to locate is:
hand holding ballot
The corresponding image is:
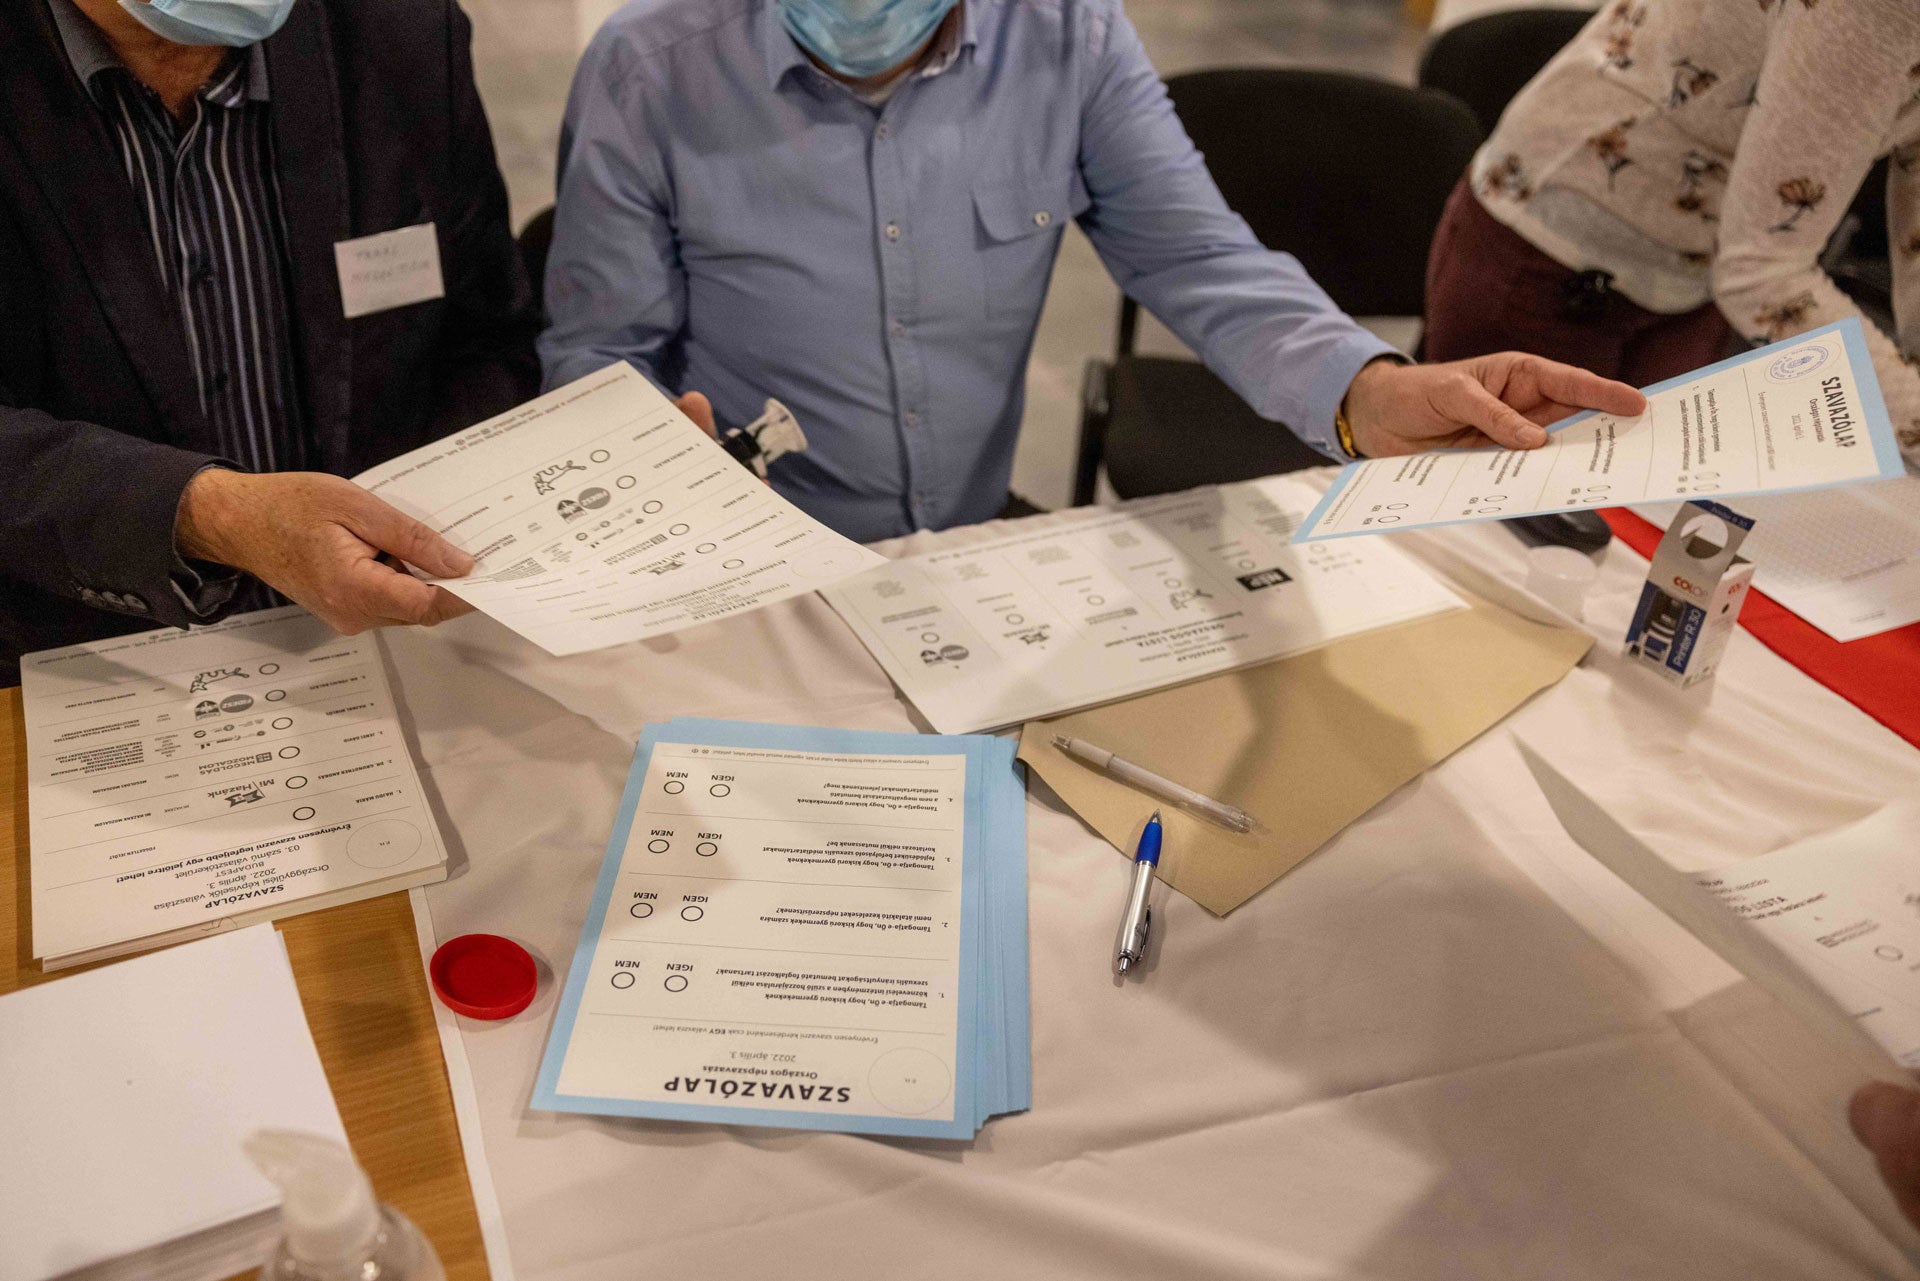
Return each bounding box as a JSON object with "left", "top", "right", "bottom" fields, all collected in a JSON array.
[{"left": 1341, "top": 351, "right": 1648, "bottom": 457}]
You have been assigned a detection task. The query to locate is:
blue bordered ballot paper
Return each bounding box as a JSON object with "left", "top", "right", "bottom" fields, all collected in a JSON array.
[
  {"left": 1293, "top": 318, "right": 1905, "bottom": 542},
  {"left": 534, "top": 718, "right": 1030, "bottom": 1139}
]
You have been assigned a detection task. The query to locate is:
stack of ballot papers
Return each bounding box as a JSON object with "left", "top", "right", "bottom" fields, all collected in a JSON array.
[
  {"left": 534, "top": 718, "right": 1029, "bottom": 1139},
  {"left": 20, "top": 608, "right": 449, "bottom": 969},
  {"left": 0, "top": 926, "right": 347, "bottom": 1281}
]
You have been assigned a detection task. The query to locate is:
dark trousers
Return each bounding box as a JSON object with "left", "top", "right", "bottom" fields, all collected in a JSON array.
[{"left": 1423, "top": 177, "right": 1737, "bottom": 385}]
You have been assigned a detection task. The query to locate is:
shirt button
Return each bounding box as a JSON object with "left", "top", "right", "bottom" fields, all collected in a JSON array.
[
  {"left": 884, "top": 222, "right": 901, "bottom": 241},
  {"left": 889, "top": 320, "right": 906, "bottom": 339},
  {"left": 904, "top": 411, "right": 920, "bottom": 429},
  {"left": 876, "top": 123, "right": 892, "bottom": 140},
  {"left": 1033, "top": 210, "right": 1052, "bottom": 227}
]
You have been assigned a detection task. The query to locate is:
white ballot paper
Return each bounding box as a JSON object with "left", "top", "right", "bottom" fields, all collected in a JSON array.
[
  {"left": 1294, "top": 319, "right": 1906, "bottom": 542},
  {"left": 1637, "top": 474, "right": 1920, "bottom": 642},
  {"left": 351, "top": 363, "right": 884, "bottom": 655},
  {"left": 1519, "top": 742, "right": 1911, "bottom": 1081},
  {"left": 22, "top": 608, "right": 448, "bottom": 969},
  {"left": 820, "top": 474, "right": 1467, "bottom": 734},
  {"left": 534, "top": 718, "right": 1030, "bottom": 1139}
]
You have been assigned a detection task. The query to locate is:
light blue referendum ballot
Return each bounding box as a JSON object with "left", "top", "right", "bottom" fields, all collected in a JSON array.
[
  {"left": 1294, "top": 319, "right": 1904, "bottom": 543},
  {"left": 532, "top": 717, "right": 1029, "bottom": 1139}
]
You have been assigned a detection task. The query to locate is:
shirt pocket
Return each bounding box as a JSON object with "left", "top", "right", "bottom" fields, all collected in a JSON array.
[{"left": 972, "top": 171, "right": 1084, "bottom": 322}]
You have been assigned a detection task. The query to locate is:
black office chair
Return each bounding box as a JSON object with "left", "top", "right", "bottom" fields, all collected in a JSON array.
[
  {"left": 1071, "top": 70, "right": 1483, "bottom": 505},
  {"left": 1416, "top": 8, "right": 1596, "bottom": 137},
  {"left": 518, "top": 205, "right": 556, "bottom": 320}
]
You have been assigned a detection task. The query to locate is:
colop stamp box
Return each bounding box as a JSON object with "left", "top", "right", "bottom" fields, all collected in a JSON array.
[{"left": 1624, "top": 500, "right": 1756, "bottom": 687}]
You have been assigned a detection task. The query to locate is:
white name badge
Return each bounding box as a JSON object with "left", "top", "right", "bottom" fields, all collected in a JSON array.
[{"left": 333, "top": 222, "right": 445, "bottom": 319}]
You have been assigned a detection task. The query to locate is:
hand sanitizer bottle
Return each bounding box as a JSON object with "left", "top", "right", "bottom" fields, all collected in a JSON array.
[{"left": 245, "top": 1130, "right": 445, "bottom": 1281}]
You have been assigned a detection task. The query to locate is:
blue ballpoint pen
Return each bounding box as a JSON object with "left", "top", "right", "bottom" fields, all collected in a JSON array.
[{"left": 1114, "top": 811, "right": 1161, "bottom": 975}]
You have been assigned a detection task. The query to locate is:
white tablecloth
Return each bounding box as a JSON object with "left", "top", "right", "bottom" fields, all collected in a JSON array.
[{"left": 381, "top": 493, "right": 1920, "bottom": 1280}]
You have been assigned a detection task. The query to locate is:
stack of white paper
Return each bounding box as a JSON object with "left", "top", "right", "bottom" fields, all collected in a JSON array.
[
  {"left": 533, "top": 718, "right": 1029, "bottom": 1138},
  {"left": 0, "top": 926, "right": 347, "bottom": 1281}
]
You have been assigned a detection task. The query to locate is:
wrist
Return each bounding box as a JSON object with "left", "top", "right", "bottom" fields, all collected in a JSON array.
[
  {"left": 174, "top": 467, "right": 253, "bottom": 569},
  {"left": 1338, "top": 357, "right": 1401, "bottom": 458}
]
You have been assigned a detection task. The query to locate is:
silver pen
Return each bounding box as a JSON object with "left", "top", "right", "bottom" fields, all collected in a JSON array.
[
  {"left": 1055, "top": 736, "right": 1255, "bottom": 833},
  {"left": 1114, "top": 811, "right": 1161, "bottom": 976}
]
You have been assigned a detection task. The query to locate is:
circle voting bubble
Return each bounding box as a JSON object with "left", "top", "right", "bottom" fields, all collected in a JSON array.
[
  {"left": 285, "top": 775, "right": 308, "bottom": 789},
  {"left": 611, "top": 971, "right": 636, "bottom": 990},
  {"left": 590, "top": 449, "right": 611, "bottom": 464},
  {"left": 347, "top": 819, "right": 422, "bottom": 868},
  {"left": 681, "top": 905, "right": 704, "bottom": 922},
  {"left": 265, "top": 689, "right": 286, "bottom": 702},
  {"left": 922, "top": 632, "right": 940, "bottom": 644},
  {"left": 292, "top": 807, "right": 316, "bottom": 821},
  {"left": 643, "top": 500, "right": 664, "bottom": 514},
  {"left": 709, "top": 783, "right": 731, "bottom": 798},
  {"left": 669, "top": 523, "right": 690, "bottom": 536},
  {"left": 723, "top": 559, "right": 745, "bottom": 570},
  {"left": 696, "top": 542, "right": 717, "bottom": 554},
  {"left": 648, "top": 838, "right": 671, "bottom": 854},
  {"left": 278, "top": 746, "right": 300, "bottom": 760},
  {"left": 868, "top": 1047, "right": 952, "bottom": 1115},
  {"left": 696, "top": 841, "right": 717, "bottom": 857},
  {"left": 664, "top": 974, "right": 689, "bottom": 993},
  {"left": 259, "top": 663, "right": 280, "bottom": 675},
  {"left": 616, "top": 474, "right": 636, "bottom": 489},
  {"left": 272, "top": 717, "right": 293, "bottom": 730},
  {"left": 629, "top": 902, "right": 654, "bottom": 919},
  {"left": 663, "top": 780, "right": 685, "bottom": 795}
]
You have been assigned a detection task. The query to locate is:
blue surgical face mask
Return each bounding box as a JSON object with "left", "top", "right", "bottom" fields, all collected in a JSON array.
[
  {"left": 778, "top": 0, "right": 959, "bottom": 80},
  {"left": 117, "top": 0, "right": 298, "bottom": 46}
]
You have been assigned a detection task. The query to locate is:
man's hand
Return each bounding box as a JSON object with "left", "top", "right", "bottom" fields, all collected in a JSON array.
[
  {"left": 175, "top": 469, "right": 476, "bottom": 636},
  {"left": 1852, "top": 1082, "right": 1920, "bottom": 1229},
  {"left": 1342, "top": 353, "right": 1648, "bottom": 459}
]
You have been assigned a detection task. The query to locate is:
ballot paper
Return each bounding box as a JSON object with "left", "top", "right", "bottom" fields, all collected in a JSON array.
[
  {"left": 534, "top": 718, "right": 1029, "bottom": 1139},
  {"left": 1519, "top": 743, "right": 1912, "bottom": 1082},
  {"left": 21, "top": 608, "right": 448, "bottom": 969},
  {"left": 351, "top": 363, "right": 884, "bottom": 655},
  {"left": 821, "top": 474, "right": 1466, "bottom": 735},
  {"left": 0, "top": 926, "right": 347, "bottom": 1281},
  {"left": 1636, "top": 474, "right": 1920, "bottom": 642},
  {"left": 1294, "top": 318, "right": 1905, "bottom": 542}
]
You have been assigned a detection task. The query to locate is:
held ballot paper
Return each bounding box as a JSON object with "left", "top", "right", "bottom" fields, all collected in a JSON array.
[
  {"left": 21, "top": 608, "right": 448, "bottom": 969},
  {"left": 821, "top": 474, "right": 1466, "bottom": 734},
  {"left": 1293, "top": 319, "right": 1905, "bottom": 542},
  {"left": 351, "top": 363, "right": 885, "bottom": 656},
  {"left": 534, "top": 718, "right": 1029, "bottom": 1139}
]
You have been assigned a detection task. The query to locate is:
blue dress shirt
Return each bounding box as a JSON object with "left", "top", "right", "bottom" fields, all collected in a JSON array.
[{"left": 541, "top": 0, "right": 1396, "bottom": 542}]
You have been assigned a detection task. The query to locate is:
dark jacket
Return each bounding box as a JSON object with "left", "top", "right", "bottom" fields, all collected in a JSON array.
[{"left": 0, "top": 0, "right": 541, "bottom": 682}]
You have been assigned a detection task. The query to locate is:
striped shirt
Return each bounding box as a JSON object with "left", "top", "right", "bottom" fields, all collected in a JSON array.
[{"left": 53, "top": 1, "right": 307, "bottom": 612}]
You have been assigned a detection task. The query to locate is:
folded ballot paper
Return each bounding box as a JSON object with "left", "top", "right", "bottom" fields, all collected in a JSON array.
[{"left": 534, "top": 718, "right": 1029, "bottom": 1139}]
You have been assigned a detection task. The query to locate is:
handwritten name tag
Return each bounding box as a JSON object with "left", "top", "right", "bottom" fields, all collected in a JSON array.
[{"left": 333, "top": 222, "right": 444, "bottom": 319}]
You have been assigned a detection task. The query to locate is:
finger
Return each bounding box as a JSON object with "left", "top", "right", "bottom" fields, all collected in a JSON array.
[
  {"left": 1512, "top": 355, "right": 1647, "bottom": 418},
  {"left": 1851, "top": 1083, "right": 1920, "bottom": 1226},
  {"left": 342, "top": 559, "right": 467, "bottom": 628},
  {"left": 1433, "top": 374, "right": 1550, "bottom": 449},
  {"left": 676, "top": 391, "right": 718, "bottom": 439},
  {"left": 344, "top": 491, "right": 475, "bottom": 578}
]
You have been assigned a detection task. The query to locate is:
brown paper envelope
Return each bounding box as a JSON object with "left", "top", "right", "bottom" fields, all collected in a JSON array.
[{"left": 1017, "top": 589, "right": 1593, "bottom": 915}]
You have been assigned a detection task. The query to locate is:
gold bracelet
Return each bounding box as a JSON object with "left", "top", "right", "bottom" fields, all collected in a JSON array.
[{"left": 1335, "top": 399, "right": 1359, "bottom": 459}]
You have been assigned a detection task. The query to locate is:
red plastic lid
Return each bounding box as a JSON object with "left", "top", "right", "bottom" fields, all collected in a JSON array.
[{"left": 430, "top": 934, "right": 537, "bottom": 1020}]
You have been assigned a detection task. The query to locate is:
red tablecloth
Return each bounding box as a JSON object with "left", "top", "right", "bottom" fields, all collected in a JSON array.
[{"left": 1602, "top": 509, "right": 1920, "bottom": 750}]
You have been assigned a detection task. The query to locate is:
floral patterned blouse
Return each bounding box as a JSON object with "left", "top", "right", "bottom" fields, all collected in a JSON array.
[{"left": 1473, "top": 0, "right": 1920, "bottom": 460}]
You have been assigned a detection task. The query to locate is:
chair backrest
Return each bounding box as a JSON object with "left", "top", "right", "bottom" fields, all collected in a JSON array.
[
  {"left": 1417, "top": 8, "right": 1598, "bottom": 138},
  {"left": 1122, "top": 68, "right": 1482, "bottom": 353},
  {"left": 518, "top": 205, "right": 557, "bottom": 316}
]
